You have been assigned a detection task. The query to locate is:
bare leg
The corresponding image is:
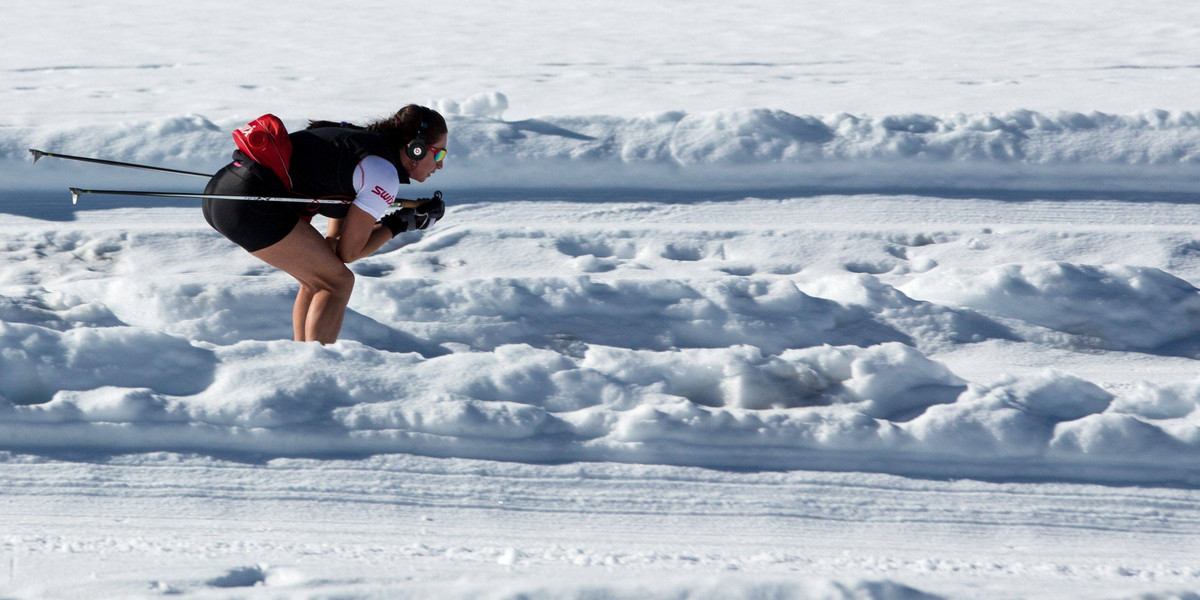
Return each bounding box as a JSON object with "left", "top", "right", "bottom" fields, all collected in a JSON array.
[
  {"left": 252, "top": 220, "right": 355, "bottom": 344},
  {"left": 293, "top": 284, "right": 316, "bottom": 341},
  {"left": 304, "top": 280, "right": 349, "bottom": 342}
]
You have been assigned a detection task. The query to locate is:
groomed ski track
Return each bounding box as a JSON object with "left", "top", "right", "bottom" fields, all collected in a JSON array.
[{"left": 2, "top": 454, "right": 1198, "bottom": 599}]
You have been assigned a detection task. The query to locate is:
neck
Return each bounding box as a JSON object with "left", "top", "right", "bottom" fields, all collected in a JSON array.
[{"left": 399, "top": 152, "right": 416, "bottom": 173}]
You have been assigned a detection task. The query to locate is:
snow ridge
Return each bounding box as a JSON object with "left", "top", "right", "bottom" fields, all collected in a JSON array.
[{"left": 7, "top": 108, "right": 1200, "bottom": 192}]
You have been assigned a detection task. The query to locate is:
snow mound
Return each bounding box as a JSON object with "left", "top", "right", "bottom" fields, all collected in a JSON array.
[
  {"left": 901, "top": 262, "right": 1200, "bottom": 351},
  {"left": 2, "top": 334, "right": 1198, "bottom": 483},
  {"left": 430, "top": 91, "right": 510, "bottom": 120}
]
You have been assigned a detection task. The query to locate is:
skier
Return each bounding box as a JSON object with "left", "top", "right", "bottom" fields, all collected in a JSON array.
[{"left": 202, "top": 104, "right": 448, "bottom": 344}]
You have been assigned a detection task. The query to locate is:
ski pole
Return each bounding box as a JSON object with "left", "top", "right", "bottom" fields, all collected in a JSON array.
[
  {"left": 68, "top": 187, "right": 423, "bottom": 209},
  {"left": 29, "top": 149, "right": 212, "bottom": 178}
]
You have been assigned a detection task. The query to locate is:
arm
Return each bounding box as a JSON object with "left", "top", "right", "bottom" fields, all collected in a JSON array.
[
  {"left": 330, "top": 155, "right": 403, "bottom": 263},
  {"left": 324, "top": 217, "right": 344, "bottom": 252},
  {"left": 335, "top": 206, "right": 397, "bottom": 263},
  {"left": 333, "top": 156, "right": 443, "bottom": 262}
]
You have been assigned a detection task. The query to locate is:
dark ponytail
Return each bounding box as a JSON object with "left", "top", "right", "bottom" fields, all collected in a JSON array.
[
  {"left": 306, "top": 105, "right": 447, "bottom": 152},
  {"left": 366, "top": 105, "right": 448, "bottom": 150},
  {"left": 306, "top": 120, "right": 365, "bottom": 130}
]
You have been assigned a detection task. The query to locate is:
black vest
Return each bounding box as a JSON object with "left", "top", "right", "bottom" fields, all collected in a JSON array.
[{"left": 286, "top": 127, "right": 410, "bottom": 218}]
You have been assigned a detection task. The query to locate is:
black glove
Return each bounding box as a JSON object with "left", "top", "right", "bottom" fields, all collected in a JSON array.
[
  {"left": 379, "top": 191, "right": 445, "bottom": 237},
  {"left": 415, "top": 191, "right": 445, "bottom": 223}
]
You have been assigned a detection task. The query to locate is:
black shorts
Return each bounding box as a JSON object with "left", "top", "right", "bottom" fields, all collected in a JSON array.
[{"left": 202, "top": 160, "right": 301, "bottom": 252}]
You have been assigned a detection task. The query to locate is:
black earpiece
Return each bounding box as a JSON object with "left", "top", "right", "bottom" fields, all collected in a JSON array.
[{"left": 404, "top": 106, "right": 431, "bottom": 161}]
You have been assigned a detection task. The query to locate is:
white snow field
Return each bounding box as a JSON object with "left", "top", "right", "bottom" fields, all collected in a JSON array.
[{"left": 4, "top": 1, "right": 1200, "bottom": 598}]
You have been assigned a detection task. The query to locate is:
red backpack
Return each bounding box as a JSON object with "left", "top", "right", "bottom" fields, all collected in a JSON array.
[{"left": 233, "top": 114, "right": 293, "bottom": 189}]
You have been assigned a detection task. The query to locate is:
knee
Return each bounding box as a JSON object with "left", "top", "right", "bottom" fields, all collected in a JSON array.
[
  {"left": 331, "top": 267, "right": 355, "bottom": 298},
  {"left": 312, "top": 266, "right": 355, "bottom": 298}
]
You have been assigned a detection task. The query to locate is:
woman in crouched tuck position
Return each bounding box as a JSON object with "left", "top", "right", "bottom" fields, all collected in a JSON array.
[{"left": 202, "top": 104, "right": 447, "bottom": 344}]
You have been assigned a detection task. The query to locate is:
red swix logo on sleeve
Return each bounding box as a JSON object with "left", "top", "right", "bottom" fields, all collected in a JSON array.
[{"left": 372, "top": 185, "right": 395, "bottom": 204}]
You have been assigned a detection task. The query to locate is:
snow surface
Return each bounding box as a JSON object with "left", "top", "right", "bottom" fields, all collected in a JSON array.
[{"left": 4, "top": 1, "right": 1200, "bottom": 598}]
